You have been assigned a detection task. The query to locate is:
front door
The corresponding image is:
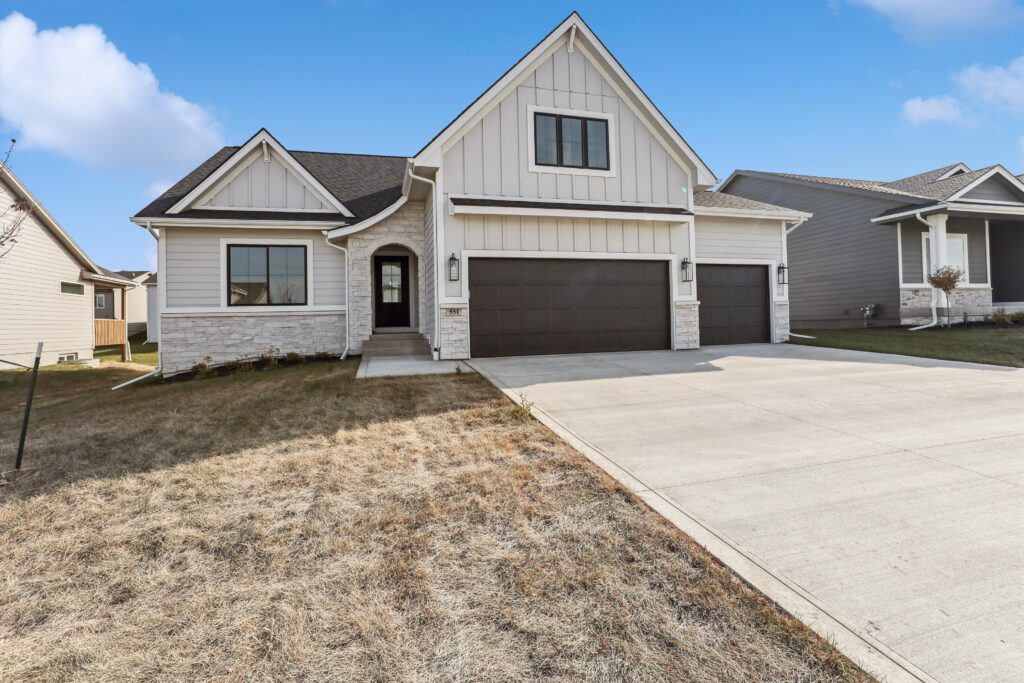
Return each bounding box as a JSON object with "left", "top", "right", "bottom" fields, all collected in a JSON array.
[{"left": 374, "top": 255, "right": 410, "bottom": 328}]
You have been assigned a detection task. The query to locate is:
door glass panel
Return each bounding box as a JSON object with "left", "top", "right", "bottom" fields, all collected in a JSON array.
[{"left": 382, "top": 262, "right": 402, "bottom": 303}]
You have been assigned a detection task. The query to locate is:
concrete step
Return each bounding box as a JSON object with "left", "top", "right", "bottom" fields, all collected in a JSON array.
[
  {"left": 363, "top": 333, "right": 431, "bottom": 357},
  {"left": 366, "top": 332, "right": 424, "bottom": 342}
]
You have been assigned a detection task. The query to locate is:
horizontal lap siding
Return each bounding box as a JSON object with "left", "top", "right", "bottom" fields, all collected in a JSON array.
[
  {"left": 164, "top": 227, "right": 346, "bottom": 307},
  {"left": 724, "top": 176, "right": 903, "bottom": 327},
  {"left": 694, "top": 216, "right": 783, "bottom": 261},
  {"left": 902, "top": 218, "right": 988, "bottom": 284},
  {"left": 0, "top": 177, "right": 94, "bottom": 367}
]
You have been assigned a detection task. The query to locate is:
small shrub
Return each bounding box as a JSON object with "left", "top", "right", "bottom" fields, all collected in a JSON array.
[
  {"left": 927, "top": 266, "right": 964, "bottom": 328},
  {"left": 991, "top": 309, "right": 1014, "bottom": 326},
  {"left": 511, "top": 396, "right": 534, "bottom": 422},
  {"left": 190, "top": 362, "right": 211, "bottom": 379},
  {"left": 1010, "top": 311, "right": 1024, "bottom": 325},
  {"left": 261, "top": 354, "right": 279, "bottom": 369},
  {"left": 313, "top": 351, "right": 333, "bottom": 362},
  {"left": 285, "top": 352, "right": 305, "bottom": 365}
]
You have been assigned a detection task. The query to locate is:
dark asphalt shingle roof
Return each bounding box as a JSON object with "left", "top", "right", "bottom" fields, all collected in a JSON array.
[
  {"left": 94, "top": 267, "right": 137, "bottom": 285},
  {"left": 693, "top": 191, "right": 801, "bottom": 214},
  {"left": 117, "top": 270, "right": 150, "bottom": 279},
  {"left": 134, "top": 146, "right": 407, "bottom": 223},
  {"left": 142, "top": 273, "right": 157, "bottom": 285}
]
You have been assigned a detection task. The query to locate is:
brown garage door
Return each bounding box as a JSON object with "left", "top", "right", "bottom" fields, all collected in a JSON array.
[
  {"left": 697, "top": 264, "right": 770, "bottom": 345},
  {"left": 468, "top": 258, "right": 670, "bottom": 358}
]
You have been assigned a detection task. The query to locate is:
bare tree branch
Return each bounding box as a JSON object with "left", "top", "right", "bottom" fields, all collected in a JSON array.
[{"left": 0, "top": 139, "right": 29, "bottom": 261}]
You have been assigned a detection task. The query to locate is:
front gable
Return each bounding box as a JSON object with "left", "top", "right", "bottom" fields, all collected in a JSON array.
[
  {"left": 417, "top": 13, "right": 715, "bottom": 196},
  {"left": 956, "top": 172, "right": 1024, "bottom": 204},
  {"left": 167, "top": 129, "right": 354, "bottom": 217}
]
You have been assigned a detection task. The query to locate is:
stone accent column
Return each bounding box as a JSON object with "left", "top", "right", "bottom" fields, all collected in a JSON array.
[
  {"left": 439, "top": 305, "right": 470, "bottom": 359},
  {"left": 773, "top": 302, "right": 790, "bottom": 342},
  {"left": 674, "top": 301, "right": 700, "bottom": 349}
]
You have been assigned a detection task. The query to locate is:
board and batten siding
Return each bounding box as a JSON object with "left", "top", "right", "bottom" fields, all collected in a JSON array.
[
  {"left": 724, "top": 175, "right": 904, "bottom": 327},
  {"left": 442, "top": 46, "right": 691, "bottom": 206},
  {"left": 900, "top": 218, "right": 988, "bottom": 285},
  {"left": 163, "top": 227, "right": 346, "bottom": 308},
  {"left": 694, "top": 216, "right": 784, "bottom": 262},
  {"left": 198, "top": 147, "right": 334, "bottom": 212},
  {"left": 0, "top": 177, "right": 94, "bottom": 368}
]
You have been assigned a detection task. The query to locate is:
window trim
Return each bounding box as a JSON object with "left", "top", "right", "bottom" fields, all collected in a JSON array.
[
  {"left": 527, "top": 105, "right": 616, "bottom": 178},
  {"left": 219, "top": 238, "right": 315, "bottom": 309},
  {"left": 94, "top": 292, "right": 106, "bottom": 309},
  {"left": 922, "top": 232, "right": 970, "bottom": 283},
  {"left": 59, "top": 281, "right": 86, "bottom": 296}
]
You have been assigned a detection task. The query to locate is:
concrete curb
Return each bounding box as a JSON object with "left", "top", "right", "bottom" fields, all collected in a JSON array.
[{"left": 468, "top": 360, "right": 939, "bottom": 683}]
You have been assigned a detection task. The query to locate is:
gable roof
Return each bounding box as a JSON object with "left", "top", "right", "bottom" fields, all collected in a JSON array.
[
  {"left": 413, "top": 12, "right": 717, "bottom": 187},
  {"left": 1, "top": 164, "right": 101, "bottom": 274},
  {"left": 693, "top": 191, "right": 809, "bottom": 218},
  {"left": 722, "top": 164, "right": 1024, "bottom": 205},
  {"left": 134, "top": 134, "right": 407, "bottom": 224}
]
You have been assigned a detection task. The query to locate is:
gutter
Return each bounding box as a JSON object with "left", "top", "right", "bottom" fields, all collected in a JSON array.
[
  {"left": 785, "top": 216, "right": 809, "bottom": 234},
  {"left": 322, "top": 235, "right": 351, "bottom": 360},
  {"left": 909, "top": 211, "right": 939, "bottom": 331}
]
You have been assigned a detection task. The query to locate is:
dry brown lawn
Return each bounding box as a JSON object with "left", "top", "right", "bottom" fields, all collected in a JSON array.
[{"left": 0, "top": 361, "right": 873, "bottom": 682}]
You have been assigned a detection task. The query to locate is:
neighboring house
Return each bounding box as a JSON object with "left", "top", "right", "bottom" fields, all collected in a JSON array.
[
  {"left": 132, "top": 12, "right": 809, "bottom": 375},
  {"left": 0, "top": 165, "right": 134, "bottom": 368},
  {"left": 142, "top": 273, "right": 159, "bottom": 343},
  {"left": 115, "top": 270, "right": 152, "bottom": 336},
  {"left": 721, "top": 164, "right": 1024, "bottom": 328}
]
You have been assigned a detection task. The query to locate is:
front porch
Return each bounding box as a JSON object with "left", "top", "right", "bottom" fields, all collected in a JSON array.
[{"left": 893, "top": 209, "right": 1024, "bottom": 325}]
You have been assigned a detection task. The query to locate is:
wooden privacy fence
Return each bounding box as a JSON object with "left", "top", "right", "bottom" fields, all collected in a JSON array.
[{"left": 95, "top": 319, "right": 127, "bottom": 347}]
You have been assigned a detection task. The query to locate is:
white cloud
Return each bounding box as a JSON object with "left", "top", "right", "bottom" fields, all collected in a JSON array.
[
  {"left": 850, "top": 0, "right": 1023, "bottom": 37},
  {"left": 954, "top": 56, "right": 1024, "bottom": 113},
  {"left": 0, "top": 12, "right": 222, "bottom": 172},
  {"left": 902, "top": 95, "right": 972, "bottom": 126}
]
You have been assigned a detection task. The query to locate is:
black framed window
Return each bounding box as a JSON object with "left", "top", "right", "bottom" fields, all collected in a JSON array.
[
  {"left": 534, "top": 112, "right": 610, "bottom": 170},
  {"left": 227, "top": 245, "right": 307, "bottom": 306}
]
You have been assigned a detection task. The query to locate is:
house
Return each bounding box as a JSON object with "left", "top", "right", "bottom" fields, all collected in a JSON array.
[
  {"left": 0, "top": 165, "right": 134, "bottom": 368},
  {"left": 142, "top": 273, "right": 159, "bottom": 343},
  {"left": 132, "top": 12, "right": 809, "bottom": 375},
  {"left": 109, "top": 270, "right": 152, "bottom": 336},
  {"left": 720, "top": 164, "right": 1024, "bottom": 328}
]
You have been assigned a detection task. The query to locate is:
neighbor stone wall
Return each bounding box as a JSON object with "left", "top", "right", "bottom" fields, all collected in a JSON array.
[
  {"left": 900, "top": 287, "right": 993, "bottom": 325},
  {"left": 345, "top": 202, "right": 426, "bottom": 354},
  {"left": 439, "top": 305, "right": 470, "bottom": 359},
  {"left": 674, "top": 301, "right": 700, "bottom": 349},
  {"left": 773, "top": 302, "right": 790, "bottom": 342},
  {"left": 160, "top": 312, "right": 346, "bottom": 375}
]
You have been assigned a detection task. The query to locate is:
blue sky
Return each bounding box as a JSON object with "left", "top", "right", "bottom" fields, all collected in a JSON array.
[{"left": 3, "top": 0, "right": 1024, "bottom": 270}]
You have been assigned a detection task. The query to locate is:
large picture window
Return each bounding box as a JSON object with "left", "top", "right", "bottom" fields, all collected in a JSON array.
[
  {"left": 227, "top": 245, "right": 307, "bottom": 306},
  {"left": 534, "top": 112, "right": 610, "bottom": 170}
]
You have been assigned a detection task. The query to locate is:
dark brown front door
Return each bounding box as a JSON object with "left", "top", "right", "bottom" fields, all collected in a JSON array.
[
  {"left": 468, "top": 258, "right": 670, "bottom": 358},
  {"left": 374, "top": 255, "right": 410, "bottom": 328},
  {"left": 697, "top": 264, "right": 770, "bottom": 345}
]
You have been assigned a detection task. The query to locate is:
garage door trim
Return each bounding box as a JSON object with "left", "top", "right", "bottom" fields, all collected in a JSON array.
[{"left": 695, "top": 257, "right": 780, "bottom": 344}]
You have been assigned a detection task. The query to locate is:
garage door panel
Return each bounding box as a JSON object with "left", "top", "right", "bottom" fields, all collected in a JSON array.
[
  {"left": 697, "top": 264, "right": 770, "bottom": 345},
  {"left": 469, "top": 258, "right": 670, "bottom": 358}
]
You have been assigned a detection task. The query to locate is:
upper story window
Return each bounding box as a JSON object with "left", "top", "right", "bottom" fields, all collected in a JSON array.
[
  {"left": 227, "top": 244, "right": 307, "bottom": 306},
  {"left": 534, "top": 112, "right": 610, "bottom": 171}
]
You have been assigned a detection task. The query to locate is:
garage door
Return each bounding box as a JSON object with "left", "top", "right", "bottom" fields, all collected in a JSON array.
[
  {"left": 468, "top": 258, "right": 670, "bottom": 358},
  {"left": 697, "top": 264, "right": 770, "bottom": 345}
]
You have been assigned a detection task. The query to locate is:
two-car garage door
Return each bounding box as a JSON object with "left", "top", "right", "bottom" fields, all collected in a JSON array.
[{"left": 467, "top": 258, "right": 770, "bottom": 358}]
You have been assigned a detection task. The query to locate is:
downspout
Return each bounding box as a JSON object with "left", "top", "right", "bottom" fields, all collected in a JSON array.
[
  {"left": 909, "top": 211, "right": 939, "bottom": 331},
  {"left": 113, "top": 220, "right": 162, "bottom": 388},
  {"left": 323, "top": 234, "right": 351, "bottom": 360},
  {"left": 406, "top": 166, "right": 442, "bottom": 359},
  {"left": 785, "top": 216, "right": 808, "bottom": 234}
]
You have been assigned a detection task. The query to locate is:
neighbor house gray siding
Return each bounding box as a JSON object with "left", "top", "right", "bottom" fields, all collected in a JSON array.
[
  {"left": 723, "top": 175, "right": 905, "bottom": 327},
  {"left": 900, "top": 217, "right": 987, "bottom": 284},
  {"left": 961, "top": 176, "right": 1021, "bottom": 203}
]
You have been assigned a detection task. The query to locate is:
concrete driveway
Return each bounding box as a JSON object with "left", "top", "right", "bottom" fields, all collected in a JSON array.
[{"left": 469, "top": 344, "right": 1024, "bottom": 683}]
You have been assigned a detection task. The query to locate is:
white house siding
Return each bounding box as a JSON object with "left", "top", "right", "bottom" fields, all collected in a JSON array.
[
  {"left": 422, "top": 192, "right": 437, "bottom": 350},
  {"left": 198, "top": 147, "right": 335, "bottom": 211},
  {"left": 124, "top": 275, "right": 149, "bottom": 335},
  {"left": 0, "top": 178, "right": 94, "bottom": 368},
  {"left": 163, "top": 227, "right": 346, "bottom": 308},
  {"left": 441, "top": 45, "right": 691, "bottom": 207},
  {"left": 146, "top": 285, "right": 159, "bottom": 344}
]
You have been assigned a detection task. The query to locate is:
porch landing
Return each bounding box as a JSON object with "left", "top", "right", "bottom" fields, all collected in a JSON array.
[{"left": 356, "top": 354, "right": 473, "bottom": 379}]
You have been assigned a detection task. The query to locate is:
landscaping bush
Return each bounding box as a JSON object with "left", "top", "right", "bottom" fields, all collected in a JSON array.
[
  {"left": 1010, "top": 311, "right": 1024, "bottom": 325},
  {"left": 285, "top": 352, "right": 305, "bottom": 365}
]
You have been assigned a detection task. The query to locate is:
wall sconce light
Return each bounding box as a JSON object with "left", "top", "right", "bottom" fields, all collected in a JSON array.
[
  {"left": 777, "top": 263, "right": 789, "bottom": 286},
  {"left": 680, "top": 257, "right": 693, "bottom": 283},
  {"left": 448, "top": 253, "right": 460, "bottom": 281}
]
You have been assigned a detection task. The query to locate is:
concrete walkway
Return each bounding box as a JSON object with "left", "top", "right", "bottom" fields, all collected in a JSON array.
[
  {"left": 356, "top": 354, "right": 472, "bottom": 379},
  {"left": 470, "top": 344, "right": 1024, "bottom": 683}
]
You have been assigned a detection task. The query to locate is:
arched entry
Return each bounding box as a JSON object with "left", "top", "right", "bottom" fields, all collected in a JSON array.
[{"left": 372, "top": 245, "right": 418, "bottom": 330}]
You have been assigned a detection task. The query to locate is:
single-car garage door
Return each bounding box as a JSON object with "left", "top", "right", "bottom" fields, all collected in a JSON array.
[
  {"left": 697, "top": 264, "right": 770, "bottom": 345},
  {"left": 468, "top": 258, "right": 670, "bottom": 358}
]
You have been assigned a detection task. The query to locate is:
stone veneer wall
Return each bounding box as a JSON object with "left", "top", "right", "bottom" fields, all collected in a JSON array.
[
  {"left": 345, "top": 202, "right": 426, "bottom": 354},
  {"left": 674, "top": 301, "right": 699, "bottom": 349},
  {"left": 900, "top": 287, "right": 993, "bottom": 325},
  {"left": 773, "top": 302, "right": 790, "bottom": 342},
  {"left": 161, "top": 312, "right": 346, "bottom": 375},
  {"left": 439, "top": 305, "right": 470, "bottom": 359}
]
